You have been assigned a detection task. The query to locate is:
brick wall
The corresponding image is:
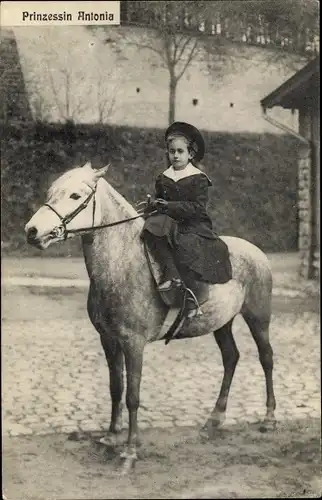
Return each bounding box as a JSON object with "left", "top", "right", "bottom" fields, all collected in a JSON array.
[{"left": 0, "top": 29, "right": 32, "bottom": 122}]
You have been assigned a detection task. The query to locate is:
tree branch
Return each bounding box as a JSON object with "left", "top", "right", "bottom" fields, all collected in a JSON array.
[
  {"left": 71, "top": 90, "right": 91, "bottom": 120},
  {"left": 45, "top": 62, "right": 65, "bottom": 119},
  {"left": 176, "top": 37, "right": 199, "bottom": 82},
  {"left": 105, "top": 92, "right": 117, "bottom": 119},
  {"left": 174, "top": 34, "right": 195, "bottom": 66},
  {"left": 120, "top": 30, "right": 168, "bottom": 64},
  {"left": 96, "top": 78, "right": 117, "bottom": 122},
  {"left": 131, "top": 40, "right": 167, "bottom": 63},
  {"left": 163, "top": 33, "right": 173, "bottom": 71},
  {"left": 171, "top": 33, "right": 185, "bottom": 65}
]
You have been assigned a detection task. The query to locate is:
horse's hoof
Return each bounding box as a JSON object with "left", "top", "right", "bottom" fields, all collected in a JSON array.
[
  {"left": 99, "top": 435, "right": 113, "bottom": 446},
  {"left": 199, "top": 418, "right": 224, "bottom": 441},
  {"left": 98, "top": 432, "right": 123, "bottom": 447},
  {"left": 259, "top": 419, "right": 276, "bottom": 433},
  {"left": 199, "top": 425, "right": 209, "bottom": 442},
  {"left": 119, "top": 451, "right": 137, "bottom": 475},
  {"left": 203, "top": 412, "right": 226, "bottom": 439},
  {"left": 206, "top": 425, "right": 218, "bottom": 440}
]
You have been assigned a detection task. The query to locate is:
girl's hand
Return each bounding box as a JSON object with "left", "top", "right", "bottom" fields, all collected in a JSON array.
[
  {"left": 152, "top": 198, "right": 168, "bottom": 213},
  {"left": 154, "top": 198, "right": 168, "bottom": 208},
  {"left": 144, "top": 198, "right": 168, "bottom": 214}
]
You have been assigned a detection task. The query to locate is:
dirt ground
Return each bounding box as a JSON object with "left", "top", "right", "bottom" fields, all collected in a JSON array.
[
  {"left": 2, "top": 418, "right": 321, "bottom": 499},
  {"left": 2, "top": 254, "right": 320, "bottom": 499}
]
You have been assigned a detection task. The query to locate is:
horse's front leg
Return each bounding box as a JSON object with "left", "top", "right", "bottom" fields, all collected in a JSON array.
[
  {"left": 119, "top": 335, "right": 145, "bottom": 474},
  {"left": 88, "top": 288, "right": 124, "bottom": 443},
  {"left": 100, "top": 335, "right": 124, "bottom": 437}
]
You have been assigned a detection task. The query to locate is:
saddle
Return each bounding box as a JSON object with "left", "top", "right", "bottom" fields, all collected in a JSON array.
[{"left": 143, "top": 241, "right": 209, "bottom": 344}]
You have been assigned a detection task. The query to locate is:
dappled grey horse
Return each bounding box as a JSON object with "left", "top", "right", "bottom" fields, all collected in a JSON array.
[{"left": 25, "top": 162, "right": 276, "bottom": 473}]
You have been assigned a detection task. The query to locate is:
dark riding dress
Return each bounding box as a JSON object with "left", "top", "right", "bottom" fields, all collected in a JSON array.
[{"left": 142, "top": 163, "right": 232, "bottom": 284}]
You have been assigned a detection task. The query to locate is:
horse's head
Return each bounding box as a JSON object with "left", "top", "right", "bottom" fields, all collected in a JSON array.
[{"left": 25, "top": 161, "right": 109, "bottom": 249}]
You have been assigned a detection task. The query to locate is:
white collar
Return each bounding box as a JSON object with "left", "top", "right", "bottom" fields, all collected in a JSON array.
[{"left": 163, "top": 163, "right": 203, "bottom": 182}]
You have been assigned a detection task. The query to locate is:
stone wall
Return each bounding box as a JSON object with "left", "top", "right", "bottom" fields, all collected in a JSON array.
[
  {"left": 312, "top": 108, "right": 320, "bottom": 279},
  {"left": 298, "top": 106, "right": 319, "bottom": 280},
  {"left": 0, "top": 29, "right": 32, "bottom": 122},
  {"left": 12, "top": 25, "right": 305, "bottom": 133}
]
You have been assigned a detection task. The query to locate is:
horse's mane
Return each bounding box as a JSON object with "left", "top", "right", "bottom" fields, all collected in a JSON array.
[{"left": 100, "top": 178, "right": 139, "bottom": 219}]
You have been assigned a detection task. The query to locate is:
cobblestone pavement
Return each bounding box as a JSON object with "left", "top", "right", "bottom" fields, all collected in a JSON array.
[{"left": 2, "top": 283, "right": 320, "bottom": 437}]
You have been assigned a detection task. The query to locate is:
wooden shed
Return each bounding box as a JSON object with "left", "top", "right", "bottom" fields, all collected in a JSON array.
[{"left": 261, "top": 57, "right": 320, "bottom": 280}]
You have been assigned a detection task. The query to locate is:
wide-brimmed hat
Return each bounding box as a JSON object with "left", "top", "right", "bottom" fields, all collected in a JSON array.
[{"left": 165, "top": 122, "right": 205, "bottom": 161}]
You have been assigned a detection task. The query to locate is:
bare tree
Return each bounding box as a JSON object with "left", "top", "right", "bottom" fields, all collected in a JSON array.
[
  {"left": 44, "top": 62, "right": 91, "bottom": 123},
  {"left": 24, "top": 73, "right": 52, "bottom": 122},
  {"left": 89, "top": 49, "right": 121, "bottom": 124},
  {"left": 95, "top": 75, "right": 117, "bottom": 124},
  {"left": 138, "top": 1, "right": 212, "bottom": 124},
  {"left": 95, "top": 1, "right": 217, "bottom": 124},
  {"left": 161, "top": 32, "right": 198, "bottom": 124},
  {"left": 24, "top": 32, "right": 93, "bottom": 123},
  {"left": 25, "top": 33, "right": 119, "bottom": 125}
]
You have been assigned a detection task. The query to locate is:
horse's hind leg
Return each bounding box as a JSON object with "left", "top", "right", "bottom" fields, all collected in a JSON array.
[
  {"left": 242, "top": 308, "right": 276, "bottom": 427},
  {"left": 202, "top": 319, "right": 240, "bottom": 438}
]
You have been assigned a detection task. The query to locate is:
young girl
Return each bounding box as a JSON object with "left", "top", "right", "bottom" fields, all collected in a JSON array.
[{"left": 142, "top": 121, "right": 232, "bottom": 297}]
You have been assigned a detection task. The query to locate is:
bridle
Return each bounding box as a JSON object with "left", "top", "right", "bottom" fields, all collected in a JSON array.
[
  {"left": 45, "top": 183, "right": 154, "bottom": 240},
  {"left": 44, "top": 183, "right": 97, "bottom": 240}
]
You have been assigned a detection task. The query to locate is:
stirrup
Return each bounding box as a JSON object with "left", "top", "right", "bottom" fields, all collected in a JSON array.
[
  {"left": 186, "top": 307, "right": 203, "bottom": 319},
  {"left": 157, "top": 278, "right": 182, "bottom": 292},
  {"left": 185, "top": 294, "right": 203, "bottom": 319}
]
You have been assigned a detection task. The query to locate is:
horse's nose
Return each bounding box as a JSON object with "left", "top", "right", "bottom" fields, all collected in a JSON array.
[{"left": 26, "top": 226, "right": 38, "bottom": 242}]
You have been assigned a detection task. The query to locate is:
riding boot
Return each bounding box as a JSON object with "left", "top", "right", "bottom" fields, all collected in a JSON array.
[{"left": 143, "top": 232, "right": 181, "bottom": 289}]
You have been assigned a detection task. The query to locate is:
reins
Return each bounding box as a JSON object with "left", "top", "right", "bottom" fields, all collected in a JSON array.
[
  {"left": 66, "top": 211, "right": 155, "bottom": 235},
  {"left": 46, "top": 182, "right": 156, "bottom": 239}
]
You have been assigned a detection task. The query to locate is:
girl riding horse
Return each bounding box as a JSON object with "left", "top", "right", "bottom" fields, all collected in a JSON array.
[{"left": 142, "top": 121, "right": 232, "bottom": 315}]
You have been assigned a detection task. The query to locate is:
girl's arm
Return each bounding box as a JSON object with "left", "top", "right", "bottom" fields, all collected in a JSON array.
[
  {"left": 155, "top": 174, "right": 165, "bottom": 199},
  {"left": 156, "top": 175, "right": 210, "bottom": 221}
]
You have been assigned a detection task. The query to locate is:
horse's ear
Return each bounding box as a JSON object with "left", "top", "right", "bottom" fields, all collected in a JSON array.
[
  {"left": 82, "top": 161, "right": 92, "bottom": 170},
  {"left": 93, "top": 164, "right": 110, "bottom": 179}
]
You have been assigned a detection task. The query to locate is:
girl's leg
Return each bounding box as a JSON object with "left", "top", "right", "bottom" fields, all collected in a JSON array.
[{"left": 144, "top": 231, "right": 181, "bottom": 285}]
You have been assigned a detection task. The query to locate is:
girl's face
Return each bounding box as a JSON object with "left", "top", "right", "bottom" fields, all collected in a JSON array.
[{"left": 167, "top": 137, "right": 193, "bottom": 170}]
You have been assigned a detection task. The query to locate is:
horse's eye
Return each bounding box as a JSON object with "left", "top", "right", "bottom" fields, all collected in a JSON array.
[{"left": 70, "top": 193, "right": 81, "bottom": 200}]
